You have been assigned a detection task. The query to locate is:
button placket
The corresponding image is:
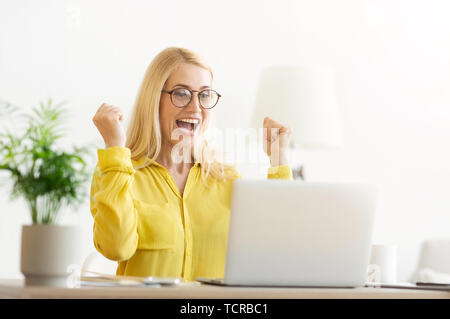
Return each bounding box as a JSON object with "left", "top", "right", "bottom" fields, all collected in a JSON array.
[
  {"left": 181, "top": 199, "right": 193, "bottom": 280},
  {"left": 180, "top": 166, "right": 199, "bottom": 280}
]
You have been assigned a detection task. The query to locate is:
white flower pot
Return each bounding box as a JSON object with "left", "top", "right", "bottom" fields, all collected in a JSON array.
[{"left": 20, "top": 224, "right": 82, "bottom": 287}]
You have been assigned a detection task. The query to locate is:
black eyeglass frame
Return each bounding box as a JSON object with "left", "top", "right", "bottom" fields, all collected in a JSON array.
[{"left": 161, "top": 88, "right": 221, "bottom": 109}]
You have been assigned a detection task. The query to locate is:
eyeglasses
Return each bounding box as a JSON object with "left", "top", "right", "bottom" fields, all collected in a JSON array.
[{"left": 161, "top": 88, "right": 221, "bottom": 109}]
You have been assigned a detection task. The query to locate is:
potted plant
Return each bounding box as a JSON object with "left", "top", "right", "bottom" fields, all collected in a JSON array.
[{"left": 0, "top": 98, "right": 91, "bottom": 286}]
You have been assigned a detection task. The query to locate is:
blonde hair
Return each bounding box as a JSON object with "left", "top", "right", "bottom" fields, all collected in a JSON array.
[{"left": 126, "top": 47, "right": 237, "bottom": 183}]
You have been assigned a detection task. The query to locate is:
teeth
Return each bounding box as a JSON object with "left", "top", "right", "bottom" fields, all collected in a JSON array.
[{"left": 178, "top": 118, "right": 199, "bottom": 124}]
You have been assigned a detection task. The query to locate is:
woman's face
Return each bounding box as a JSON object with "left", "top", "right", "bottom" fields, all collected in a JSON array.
[{"left": 159, "top": 63, "right": 213, "bottom": 148}]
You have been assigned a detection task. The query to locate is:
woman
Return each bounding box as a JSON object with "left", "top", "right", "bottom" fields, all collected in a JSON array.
[{"left": 90, "top": 47, "right": 293, "bottom": 281}]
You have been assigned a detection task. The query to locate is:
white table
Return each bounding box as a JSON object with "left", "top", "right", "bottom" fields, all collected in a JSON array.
[{"left": 0, "top": 279, "right": 449, "bottom": 299}]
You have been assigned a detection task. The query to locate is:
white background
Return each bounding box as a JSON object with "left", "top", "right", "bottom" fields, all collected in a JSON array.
[{"left": 0, "top": 0, "right": 449, "bottom": 282}]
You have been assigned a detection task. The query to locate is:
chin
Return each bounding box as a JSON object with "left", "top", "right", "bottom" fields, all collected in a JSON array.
[{"left": 170, "top": 125, "right": 202, "bottom": 142}]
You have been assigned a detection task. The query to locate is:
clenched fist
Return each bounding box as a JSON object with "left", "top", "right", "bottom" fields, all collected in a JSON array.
[
  {"left": 92, "top": 103, "right": 126, "bottom": 148},
  {"left": 262, "top": 117, "right": 291, "bottom": 167}
]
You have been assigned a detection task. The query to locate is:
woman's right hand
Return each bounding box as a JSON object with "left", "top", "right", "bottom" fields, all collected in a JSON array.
[{"left": 92, "top": 103, "right": 127, "bottom": 148}]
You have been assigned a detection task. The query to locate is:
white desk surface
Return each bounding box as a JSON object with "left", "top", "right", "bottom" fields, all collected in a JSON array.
[{"left": 0, "top": 279, "right": 449, "bottom": 299}]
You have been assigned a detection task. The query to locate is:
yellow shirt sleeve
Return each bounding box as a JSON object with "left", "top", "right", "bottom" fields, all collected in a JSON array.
[
  {"left": 90, "top": 146, "right": 139, "bottom": 262},
  {"left": 267, "top": 165, "right": 293, "bottom": 180}
]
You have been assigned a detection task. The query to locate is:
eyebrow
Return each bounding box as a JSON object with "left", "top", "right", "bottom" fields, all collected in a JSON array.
[{"left": 171, "top": 83, "right": 211, "bottom": 90}]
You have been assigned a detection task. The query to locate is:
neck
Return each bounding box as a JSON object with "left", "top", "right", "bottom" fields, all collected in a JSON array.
[{"left": 156, "top": 141, "right": 194, "bottom": 172}]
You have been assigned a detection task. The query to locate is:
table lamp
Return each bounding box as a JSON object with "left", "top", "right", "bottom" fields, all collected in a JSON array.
[{"left": 251, "top": 65, "right": 343, "bottom": 180}]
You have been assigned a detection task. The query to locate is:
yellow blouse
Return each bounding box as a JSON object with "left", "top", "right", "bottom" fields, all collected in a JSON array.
[{"left": 90, "top": 146, "right": 293, "bottom": 281}]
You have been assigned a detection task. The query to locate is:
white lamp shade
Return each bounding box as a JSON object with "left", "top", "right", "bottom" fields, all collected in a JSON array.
[{"left": 252, "top": 66, "right": 343, "bottom": 149}]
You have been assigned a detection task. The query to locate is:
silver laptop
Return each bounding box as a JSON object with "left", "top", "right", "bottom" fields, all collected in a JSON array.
[{"left": 196, "top": 179, "right": 378, "bottom": 287}]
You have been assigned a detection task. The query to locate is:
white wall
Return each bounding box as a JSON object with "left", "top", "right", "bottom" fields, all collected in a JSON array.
[{"left": 1, "top": 0, "right": 449, "bottom": 282}]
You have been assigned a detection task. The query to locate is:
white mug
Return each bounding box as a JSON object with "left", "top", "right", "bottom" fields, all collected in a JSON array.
[{"left": 367, "top": 244, "right": 397, "bottom": 284}]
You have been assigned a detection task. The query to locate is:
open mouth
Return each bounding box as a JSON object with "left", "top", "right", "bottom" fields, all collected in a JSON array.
[{"left": 175, "top": 118, "right": 200, "bottom": 133}]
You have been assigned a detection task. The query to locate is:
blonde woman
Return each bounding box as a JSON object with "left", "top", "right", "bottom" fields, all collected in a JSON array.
[{"left": 90, "top": 47, "right": 293, "bottom": 281}]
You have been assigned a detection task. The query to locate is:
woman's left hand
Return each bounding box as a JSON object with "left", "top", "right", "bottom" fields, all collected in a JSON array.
[{"left": 262, "top": 117, "right": 291, "bottom": 167}]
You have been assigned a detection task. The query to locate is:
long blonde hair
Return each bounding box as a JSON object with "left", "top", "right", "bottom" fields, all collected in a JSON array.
[{"left": 126, "top": 47, "right": 237, "bottom": 183}]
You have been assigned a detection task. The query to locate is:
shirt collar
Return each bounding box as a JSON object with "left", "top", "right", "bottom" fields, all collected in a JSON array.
[{"left": 134, "top": 157, "right": 200, "bottom": 168}]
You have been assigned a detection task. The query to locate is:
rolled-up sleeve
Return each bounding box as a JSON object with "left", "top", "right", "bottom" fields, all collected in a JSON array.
[
  {"left": 267, "top": 165, "right": 293, "bottom": 180},
  {"left": 90, "top": 146, "right": 139, "bottom": 262}
]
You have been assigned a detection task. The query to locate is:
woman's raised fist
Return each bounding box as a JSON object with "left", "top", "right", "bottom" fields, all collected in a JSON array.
[{"left": 92, "top": 103, "right": 126, "bottom": 148}]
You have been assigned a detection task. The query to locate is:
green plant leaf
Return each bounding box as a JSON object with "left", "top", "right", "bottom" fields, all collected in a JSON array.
[{"left": 0, "top": 98, "right": 93, "bottom": 224}]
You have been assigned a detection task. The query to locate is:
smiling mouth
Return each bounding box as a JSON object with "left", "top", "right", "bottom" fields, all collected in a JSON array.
[{"left": 176, "top": 118, "right": 200, "bottom": 132}]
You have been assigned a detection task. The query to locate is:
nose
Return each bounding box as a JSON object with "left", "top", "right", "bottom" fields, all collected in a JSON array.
[{"left": 185, "top": 92, "right": 202, "bottom": 112}]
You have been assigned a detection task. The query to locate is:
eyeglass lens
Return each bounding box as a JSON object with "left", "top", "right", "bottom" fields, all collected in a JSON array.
[{"left": 171, "top": 88, "right": 219, "bottom": 109}]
